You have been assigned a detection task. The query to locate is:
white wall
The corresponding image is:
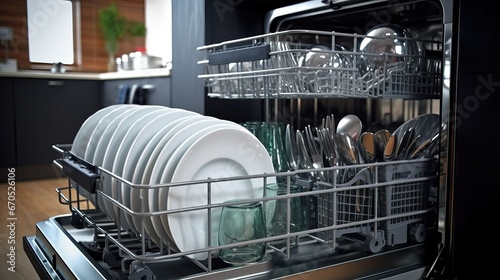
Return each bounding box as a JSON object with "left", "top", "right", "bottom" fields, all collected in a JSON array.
[{"left": 145, "top": 0, "right": 172, "bottom": 64}]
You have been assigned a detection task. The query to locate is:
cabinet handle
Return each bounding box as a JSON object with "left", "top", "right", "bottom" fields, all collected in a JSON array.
[{"left": 48, "top": 81, "right": 64, "bottom": 86}]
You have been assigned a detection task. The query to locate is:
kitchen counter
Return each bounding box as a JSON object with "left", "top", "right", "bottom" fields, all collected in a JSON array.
[{"left": 0, "top": 67, "right": 171, "bottom": 80}]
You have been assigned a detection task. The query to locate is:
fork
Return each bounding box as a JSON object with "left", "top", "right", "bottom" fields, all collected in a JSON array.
[
  {"left": 325, "top": 114, "right": 335, "bottom": 138},
  {"left": 285, "top": 124, "right": 299, "bottom": 171},
  {"left": 304, "top": 125, "right": 325, "bottom": 181},
  {"left": 316, "top": 127, "right": 338, "bottom": 182}
]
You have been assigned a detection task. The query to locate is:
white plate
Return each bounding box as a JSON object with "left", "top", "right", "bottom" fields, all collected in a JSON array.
[
  {"left": 166, "top": 127, "right": 276, "bottom": 260},
  {"left": 100, "top": 105, "right": 166, "bottom": 223},
  {"left": 72, "top": 105, "right": 138, "bottom": 203},
  {"left": 157, "top": 121, "right": 245, "bottom": 249},
  {"left": 157, "top": 119, "right": 238, "bottom": 185},
  {"left": 110, "top": 108, "right": 172, "bottom": 230},
  {"left": 121, "top": 109, "right": 199, "bottom": 233},
  {"left": 154, "top": 119, "right": 241, "bottom": 247},
  {"left": 91, "top": 106, "right": 144, "bottom": 213},
  {"left": 70, "top": 105, "right": 136, "bottom": 202},
  {"left": 142, "top": 115, "right": 209, "bottom": 247},
  {"left": 85, "top": 105, "right": 140, "bottom": 163},
  {"left": 71, "top": 104, "right": 134, "bottom": 158}
]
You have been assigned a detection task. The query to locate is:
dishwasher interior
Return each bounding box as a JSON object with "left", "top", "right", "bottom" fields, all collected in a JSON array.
[{"left": 23, "top": 0, "right": 448, "bottom": 279}]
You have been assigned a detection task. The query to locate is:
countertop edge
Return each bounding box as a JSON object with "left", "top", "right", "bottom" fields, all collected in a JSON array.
[{"left": 0, "top": 68, "right": 171, "bottom": 80}]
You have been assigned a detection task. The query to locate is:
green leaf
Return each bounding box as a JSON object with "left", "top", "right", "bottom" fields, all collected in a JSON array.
[
  {"left": 98, "top": 3, "right": 127, "bottom": 51},
  {"left": 129, "top": 22, "right": 147, "bottom": 37}
]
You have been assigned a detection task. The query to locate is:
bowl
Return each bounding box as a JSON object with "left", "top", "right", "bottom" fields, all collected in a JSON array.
[
  {"left": 298, "top": 44, "right": 352, "bottom": 69},
  {"left": 358, "top": 23, "right": 419, "bottom": 76},
  {"left": 298, "top": 44, "right": 353, "bottom": 93}
]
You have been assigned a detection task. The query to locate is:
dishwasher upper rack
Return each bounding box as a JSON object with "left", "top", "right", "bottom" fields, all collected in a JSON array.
[
  {"left": 197, "top": 29, "right": 442, "bottom": 99},
  {"left": 52, "top": 144, "right": 438, "bottom": 279}
]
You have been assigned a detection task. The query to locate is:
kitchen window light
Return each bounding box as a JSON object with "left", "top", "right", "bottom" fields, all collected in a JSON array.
[{"left": 26, "top": 0, "right": 78, "bottom": 65}]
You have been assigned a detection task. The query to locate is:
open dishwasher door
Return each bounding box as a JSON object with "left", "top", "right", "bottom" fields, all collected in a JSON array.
[{"left": 23, "top": 137, "right": 440, "bottom": 280}]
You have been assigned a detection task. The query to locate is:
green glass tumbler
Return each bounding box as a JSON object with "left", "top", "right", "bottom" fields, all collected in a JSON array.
[
  {"left": 218, "top": 201, "right": 266, "bottom": 265},
  {"left": 266, "top": 182, "right": 305, "bottom": 237}
]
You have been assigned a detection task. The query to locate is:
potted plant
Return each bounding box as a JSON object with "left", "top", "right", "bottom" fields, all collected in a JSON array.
[{"left": 98, "top": 3, "right": 126, "bottom": 71}]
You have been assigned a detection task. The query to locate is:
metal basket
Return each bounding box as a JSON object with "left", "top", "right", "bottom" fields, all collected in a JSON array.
[
  {"left": 312, "top": 160, "right": 437, "bottom": 252},
  {"left": 197, "top": 29, "right": 442, "bottom": 99},
  {"left": 378, "top": 160, "right": 437, "bottom": 246}
]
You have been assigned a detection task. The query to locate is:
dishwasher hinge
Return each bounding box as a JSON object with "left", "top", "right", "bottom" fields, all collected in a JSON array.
[{"left": 423, "top": 243, "right": 452, "bottom": 280}]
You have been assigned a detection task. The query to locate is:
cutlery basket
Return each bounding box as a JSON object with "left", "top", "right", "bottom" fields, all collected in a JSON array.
[
  {"left": 197, "top": 29, "right": 442, "bottom": 99},
  {"left": 312, "top": 167, "right": 385, "bottom": 253},
  {"left": 311, "top": 160, "right": 437, "bottom": 252},
  {"left": 378, "top": 160, "right": 438, "bottom": 246}
]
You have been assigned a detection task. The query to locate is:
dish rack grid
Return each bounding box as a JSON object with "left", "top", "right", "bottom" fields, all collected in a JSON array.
[
  {"left": 197, "top": 29, "right": 442, "bottom": 99},
  {"left": 52, "top": 144, "right": 438, "bottom": 279}
]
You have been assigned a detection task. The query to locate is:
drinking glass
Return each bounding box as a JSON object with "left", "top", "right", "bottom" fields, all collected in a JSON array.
[
  {"left": 266, "top": 182, "right": 305, "bottom": 238},
  {"left": 242, "top": 121, "right": 291, "bottom": 179},
  {"left": 242, "top": 121, "right": 264, "bottom": 141},
  {"left": 218, "top": 201, "right": 266, "bottom": 265},
  {"left": 259, "top": 122, "right": 291, "bottom": 175}
]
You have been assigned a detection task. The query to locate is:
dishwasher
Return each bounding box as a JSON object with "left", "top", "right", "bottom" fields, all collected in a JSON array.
[{"left": 23, "top": 0, "right": 498, "bottom": 279}]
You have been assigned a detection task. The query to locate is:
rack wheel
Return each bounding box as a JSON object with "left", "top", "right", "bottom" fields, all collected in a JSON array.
[
  {"left": 129, "top": 264, "right": 155, "bottom": 280},
  {"left": 365, "top": 234, "right": 386, "bottom": 253},
  {"left": 103, "top": 248, "right": 122, "bottom": 268},
  {"left": 409, "top": 223, "right": 427, "bottom": 243},
  {"left": 80, "top": 241, "right": 103, "bottom": 260}
]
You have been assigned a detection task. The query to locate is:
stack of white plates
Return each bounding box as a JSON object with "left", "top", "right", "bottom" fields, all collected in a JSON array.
[{"left": 71, "top": 104, "right": 276, "bottom": 260}]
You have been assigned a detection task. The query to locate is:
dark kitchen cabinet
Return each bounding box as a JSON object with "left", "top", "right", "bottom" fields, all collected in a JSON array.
[
  {"left": 101, "top": 76, "right": 171, "bottom": 107},
  {"left": 13, "top": 78, "right": 100, "bottom": 180},
  {"left": 0, "top": 78, "right": 16, "bottom": 167}
]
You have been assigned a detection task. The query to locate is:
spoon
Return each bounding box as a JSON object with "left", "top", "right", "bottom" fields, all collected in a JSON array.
[
  {"left": 337, "top": 114, "right": 362, "bottom": 141},
  {"left": 383, "top": 134, "right": 398, "bottom": 161},
  {"left": 357, "top": 131, "right": 376, "bottom": 212},
  {"left": 333, "top": 131, "right": 360, "bottom": 211},
  {"left": 358, "top": 132, "right": 377, "bottom": 163},
  {"left": 374, "top": 129, "right": 391, "bottom": 161},
  {"left": 336, "top": 133, "right": 365, "bottom": 213},
  {"left": 334, "top": 132, "right": 359, "bottom": 167}
]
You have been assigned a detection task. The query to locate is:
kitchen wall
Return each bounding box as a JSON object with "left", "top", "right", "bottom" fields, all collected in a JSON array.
[{"left": 0, "top": 0, "right": 147, "bottom": 73}]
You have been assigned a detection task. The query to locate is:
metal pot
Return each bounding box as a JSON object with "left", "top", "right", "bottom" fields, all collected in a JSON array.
[{"left": 117, "top": 51, "right": 164, "bottom": 71}]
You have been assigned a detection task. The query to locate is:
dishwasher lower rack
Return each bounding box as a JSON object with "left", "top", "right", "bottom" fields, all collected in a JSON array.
[
  {"left": 197, "top": 29, "right": 442, "bottom": 99},
  {"left": 37, "top": 144, "right": 440, "bottom": 279}
]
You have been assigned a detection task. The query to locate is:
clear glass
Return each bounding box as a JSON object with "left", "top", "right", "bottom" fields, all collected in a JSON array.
[
  {"left": 260, "top": 122, "right": 290, "bottom": 173},
  {"left": 218, "top": 201, "right": 266, "bottom": 265},
  {"left": 243, "top": 121, "right": 291, "bottom": 180},
  {"left": 266, "top": 182, "right": 305, "bottom": 237}
]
